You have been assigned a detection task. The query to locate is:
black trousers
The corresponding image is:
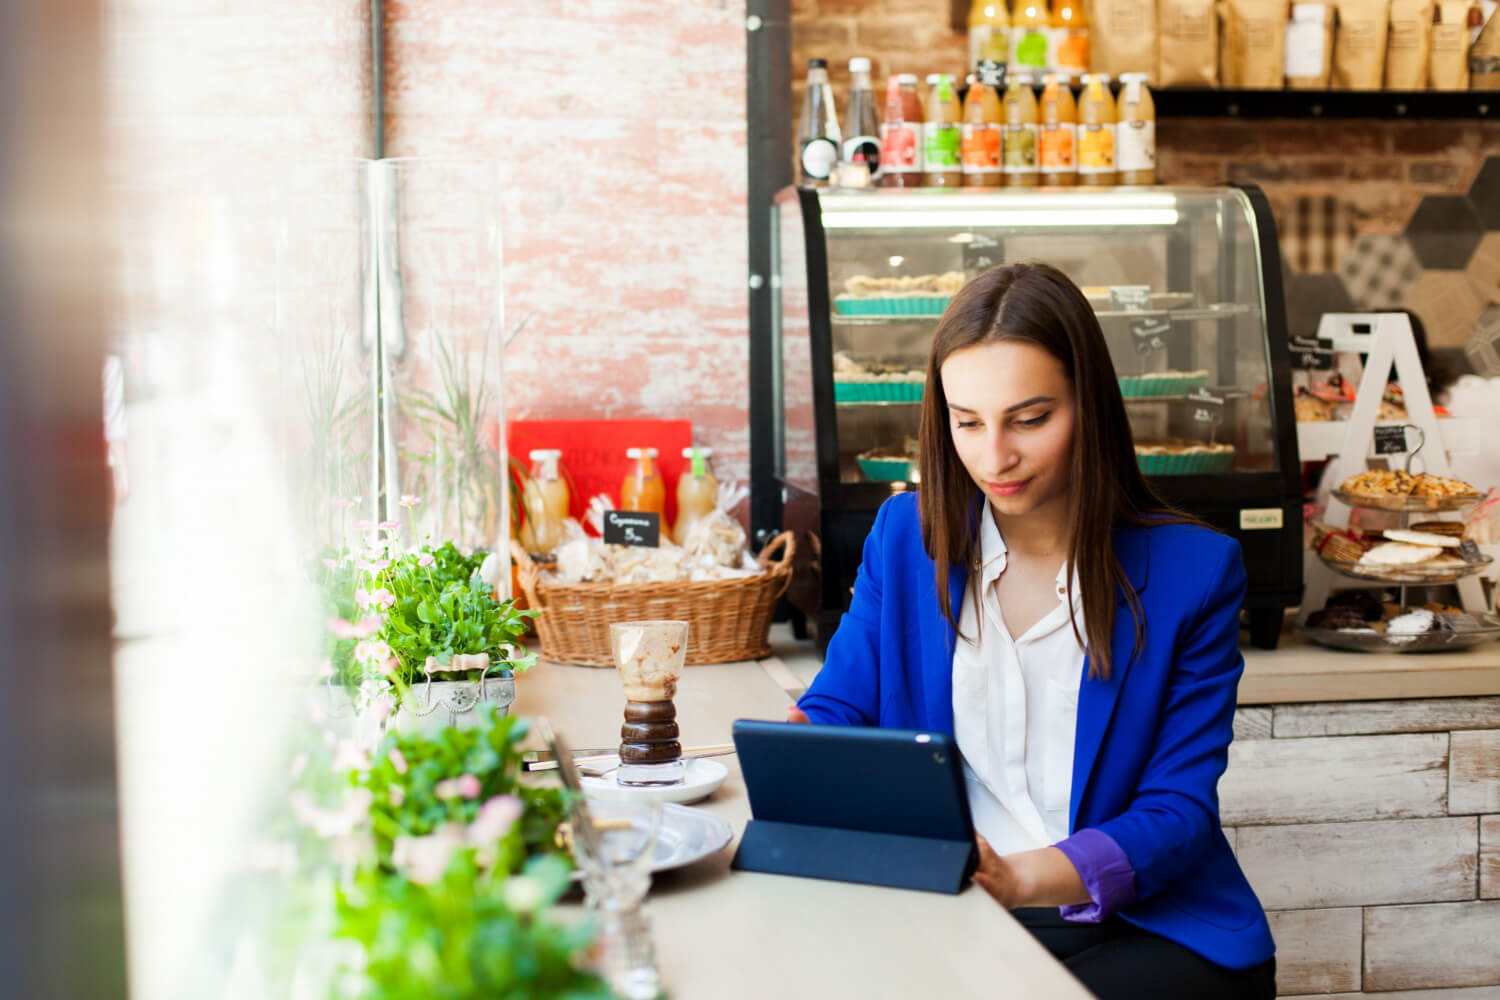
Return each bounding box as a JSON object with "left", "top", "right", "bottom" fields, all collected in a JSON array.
[{"left": 1014, "top": 908, "right": 1277, "bottom": 1000}]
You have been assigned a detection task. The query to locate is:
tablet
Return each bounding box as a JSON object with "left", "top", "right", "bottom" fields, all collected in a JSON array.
[{"left": 730, "top": 719, "right": 977, "bottom": 894}]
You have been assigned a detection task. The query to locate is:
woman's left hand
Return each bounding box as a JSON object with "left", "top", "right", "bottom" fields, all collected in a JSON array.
[{"left": 972, "top": 833, "right": 1026, "bottom": 907}]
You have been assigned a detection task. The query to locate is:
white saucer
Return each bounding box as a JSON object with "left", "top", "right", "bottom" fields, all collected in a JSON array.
[{"left": 580, "top": 757, "right": 729, "bottom": 805}]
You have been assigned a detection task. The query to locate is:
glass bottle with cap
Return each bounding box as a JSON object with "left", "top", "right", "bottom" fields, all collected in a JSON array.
[
  {"left": 797, "top": 58, "right": 841, "bottom": 187},
  {"left": 968, "top": 1, "right": 1012, "bottom": 72},
  {"left": 1077, "top": 73, "right": 1117, "bottom": 187},
  {"left": 842, "top": 57, "right": 882, "bottom": 180},
  {"left": 620, "top": 448, "right": 666, "bottom": 518},
  {"left": 922, "top": 73, "right": 963, "bottom": 187},
  {"left": 1011, "top": 0, "right": 1053, "bottom": 74},
  {"left": 961, "top": 69, "right": 1004, "bottom": 187},
  {"left": 520, "top": 448, "right": 571, "bottom": 557},
  {"left": 673, "top": 447, "right": 720, "bottom": 545},
  {"left": 1050, "top": 0, "right": 1089, "bottom": 76},
  {"left": 880, "top": 73, "right": 925, "bottom": 188},
  {"left": 1115, "top": 73, "right": 1155, "bottom": 186},
  {"left": 1002, "top": 73, "right": 1041, "bottom": 187},
  {"left": 1039, "top": 72, "right": 1078, "bottom": 185}
]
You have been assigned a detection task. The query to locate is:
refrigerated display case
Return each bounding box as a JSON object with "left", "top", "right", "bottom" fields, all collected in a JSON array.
[{"left": 766, "top": 184, "right": 1301, "bottom": 649}]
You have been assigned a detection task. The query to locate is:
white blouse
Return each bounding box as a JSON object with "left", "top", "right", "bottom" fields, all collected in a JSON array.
[{"left": 951, "top": 511, "right": 1085, "bottom": 856}]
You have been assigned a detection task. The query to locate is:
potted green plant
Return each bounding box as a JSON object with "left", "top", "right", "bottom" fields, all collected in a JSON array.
[{"left": 321, "top": 497, "right": 538, "bottom": 734}]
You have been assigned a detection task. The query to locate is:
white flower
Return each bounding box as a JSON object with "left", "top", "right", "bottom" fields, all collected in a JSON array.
[
  {"left": 391, "top": 824, "right": 465, "bottom": 885},
  {"left": 500, "top": 874, "right": 547, "bottom": 914},
  {"left": 479, "top": 552, "right": 504, "bottom": 587}
]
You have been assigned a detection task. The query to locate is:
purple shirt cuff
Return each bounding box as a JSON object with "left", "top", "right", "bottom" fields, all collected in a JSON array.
[{"left": 1053, "top": 828, "right": 1136, "bottom": 923}]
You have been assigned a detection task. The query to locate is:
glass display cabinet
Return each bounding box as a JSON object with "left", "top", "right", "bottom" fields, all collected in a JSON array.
[{"left": 768, "top": 185, "right": 1300, "bottom": 650}]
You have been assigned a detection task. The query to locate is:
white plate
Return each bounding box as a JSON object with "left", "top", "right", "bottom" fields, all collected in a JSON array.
[
  {"left": 652, "top": 802, "right": 734, "bottom": 874},
  {"left": 569, "top": 802, "right": 734, "bottom": 879},
  {"left": 580, "top": 757, "right": 729, "bottom": 805}
]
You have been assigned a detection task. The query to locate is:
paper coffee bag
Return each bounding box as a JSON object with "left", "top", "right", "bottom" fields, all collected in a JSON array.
[
  {"left": 1094, "top": 0, "right": 1159, "bottom": 76},
  {"left": 1429, "top": 0, "right": 1473, "bottom": 86},
  {"left": 1221, "top": 0, "right": 1289, "bottom": 87},
  {"left": 1333, "top": 0, "right": 1393, "bottom": 88},
  {"left": 1474, "top": 0, "right": 1500, "bottom": 88},
  {"left": 1385, "top": 0, "right": 1434, "bottom": 88},
  {"left": 1160, "top": 0, "right": 1220, "bottom": 85},
  {"left": 1286, "top": 3, "right": 1336, "bottom": 86}
]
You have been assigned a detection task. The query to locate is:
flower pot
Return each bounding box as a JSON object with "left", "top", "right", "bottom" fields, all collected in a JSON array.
[{"left": 392, "top": 673, "right": 516, "bottom": 734}]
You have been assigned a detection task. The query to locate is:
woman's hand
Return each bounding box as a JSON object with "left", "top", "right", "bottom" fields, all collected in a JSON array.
[
  {"left": 973, "top": 839, "right": 1092, "bottom": 909},
  {"left": 786, "top": 705, "right": 810, "bottom": 724},
  {"left": 972, "top": 833, "right": 1028, "bottom": 908}
]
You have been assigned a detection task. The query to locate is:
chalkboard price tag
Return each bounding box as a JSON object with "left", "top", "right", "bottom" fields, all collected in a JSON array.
[
  {"left": 1109, "top": 286, "right": 1153, "bottom": 312},
  {"left": 1187, "top": 387, "right": 1225, "bottom": 426},
  {"left": 1290, "top": 335, "right": 1335, "bottom": 370},
  {"left": 962, "top": 239, "right": 1000, "bottom": 276},
  {"left": 604, "top": 510, "right": 661, "bottom": 548},
  {"left": 1460, "top": 538, "right": 1483, "bottom": 563},
  {"left": 1372, "top": 425, "right": 1408, "bottom": 455},
  {"left": 1130, "top": 315, "right": 1173, "bottom": 355}
]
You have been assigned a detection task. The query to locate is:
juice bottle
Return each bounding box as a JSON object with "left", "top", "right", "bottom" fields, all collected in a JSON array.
[
  {"left": 1077, "top": 73, "right": 1117, "bottom": 186},
  {"left": 796, "top": 59, "right": 841, "bottom": 187},
  {"left": 673, "top": 447, "right": 720, "bottom": 545},
  {"left": 1002, "top": 73, "right": 1040, "bottom": 187},
  {"left": 1050, "top": 0, "right": 1089, "bottom": 76},
  {"left": 620, "top": 447, "right": 666, "bottom": 518},
  {"left": 842, "top": 57, "right": 882, "bottom": 178},
  {"left": 1011, "top": 0, "right": 1052, "bottom": 75},
  {"left": 961, "top": 71, "right": 1004, "bottom": 187},
  {"left": 880, "top": 74, "right": 924, "bottom": 188},
  {"left": 1116, "top": 73, "right": 1156, "bottom": 186},
  {"left": 968, "top": 1, "right": 1012, "bottom": 72},
  {"left": 1039, "top": 73, "right": 1078, "bottom": 185},
  {"left": 922, "top": 73, "right": 963, "bottom": 187},
  {"left": 519, "top": 448, "right": 570, "bottom": 557}
]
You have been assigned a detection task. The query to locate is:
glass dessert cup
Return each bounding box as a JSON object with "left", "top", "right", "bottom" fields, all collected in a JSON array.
[{"left": 609, "top": 620, "right": 689, "bottom": 787}]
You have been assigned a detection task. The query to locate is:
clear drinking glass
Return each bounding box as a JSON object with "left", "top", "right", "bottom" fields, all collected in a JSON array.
[
  {"left": 572, "top": 798, "right": 665, "bottom": 1000},
  {"left": 609, "top": 620, "right": 689, "bottom": 786}
]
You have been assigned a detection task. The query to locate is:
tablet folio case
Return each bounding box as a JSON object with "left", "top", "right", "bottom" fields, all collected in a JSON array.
[{"left": 730, "top": 720, "right": 977, "bottom": 895}]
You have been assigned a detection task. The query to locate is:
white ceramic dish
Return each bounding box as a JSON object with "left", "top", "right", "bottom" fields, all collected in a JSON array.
[
  {"left": 570, "top": 802, "right": 734, "bottom": 878},
  {"left": 580, "top": 757, "right": 729, "bottom": 805}
]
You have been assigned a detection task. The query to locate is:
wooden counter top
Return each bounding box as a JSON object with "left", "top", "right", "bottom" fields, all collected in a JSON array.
[
  {"left": 512, "top": 657, "right": 1092, "bottom": 1000},
  {"left": 1239, "top": 631, "right": 1500, "bottom": 705}
]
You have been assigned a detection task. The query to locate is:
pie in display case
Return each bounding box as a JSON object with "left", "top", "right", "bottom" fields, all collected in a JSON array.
[{"left": 763, "top": 185, "right": 1302, "bottom": 650}]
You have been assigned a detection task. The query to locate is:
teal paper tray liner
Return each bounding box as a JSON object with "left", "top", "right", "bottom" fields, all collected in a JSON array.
[
  {"left": 834, "top": 380, "right": 925, "bottom": 403},
  {"left": 857, "top": 456, "right": 914, "bottom": 482},
  {"left": 833, "top": 295, "right": 952, "bottom": 316},
  {"left": 1135, "top": 450, "right": 1235, "bottom": 476},
  {"left": 1118, "top": 373, "right": 1209, "bottom": 398}
]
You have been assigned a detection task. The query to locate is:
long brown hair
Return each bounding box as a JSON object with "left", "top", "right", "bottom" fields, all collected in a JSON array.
[{"left": 917, "top": 262, "right": 1196, "bottom": 680}]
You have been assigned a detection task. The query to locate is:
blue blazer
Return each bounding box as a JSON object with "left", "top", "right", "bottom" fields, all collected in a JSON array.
[{"left": 798, "top": 492, "right": 1275, "bottom": 970}]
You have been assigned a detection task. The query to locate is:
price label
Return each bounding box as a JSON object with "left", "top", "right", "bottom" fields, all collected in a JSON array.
[
  {"left": 1290, "top": 335, "right": 1335, "bottom": 371},
  {"left": 1460, "top": 538, "right": 1483, "bottom": 563},
  {"left": 962, "top": 239, "right": 1001, "bottom": 277},
  {"left": 1373, "top": 425, "right": 1408, "bottom": 455},
  {"left": 1130, "top": 315, "right": 1173, "bottom": 355},
  {"left": 1187, "top": 387, "right": 1225, "bottom": 426},
  {"left": 604, "top": 510, "right": 661, "bottom": 548},
  {"left": 1437, "top": 612, "right": 1481, "bottom": 633},
  {"left": 1109, "top": 286, "right": 1152, "bottom": 312}
]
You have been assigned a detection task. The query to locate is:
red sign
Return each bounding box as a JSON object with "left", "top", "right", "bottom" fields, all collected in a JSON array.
[{"left": 506, "top": 418, "right": 694, "bottom": 530}]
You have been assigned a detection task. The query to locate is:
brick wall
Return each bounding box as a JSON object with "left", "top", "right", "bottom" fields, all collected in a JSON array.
[
  {"left": 384, "top": 0, "right": 752, "bottom": 484},
  {"left": 793, "top": 0, "right": 1500, "bottom": 355}
]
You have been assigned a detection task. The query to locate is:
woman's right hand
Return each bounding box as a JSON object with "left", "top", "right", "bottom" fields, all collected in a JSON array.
[{"left": 786, "top": 705, "right": 811, "bottom": 724}]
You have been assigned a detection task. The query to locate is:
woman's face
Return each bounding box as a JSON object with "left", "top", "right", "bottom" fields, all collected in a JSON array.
[{"left": 939, "top": 339, "right": 1077, "bottom": 521}]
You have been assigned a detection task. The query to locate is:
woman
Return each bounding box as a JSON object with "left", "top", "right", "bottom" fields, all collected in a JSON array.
[{"left": 793, "top": 263, "right": 1276, "bottom": 999}]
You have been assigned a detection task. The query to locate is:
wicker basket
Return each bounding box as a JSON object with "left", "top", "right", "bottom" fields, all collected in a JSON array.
[{"left": 511, "top": 532, "right": 796, "bottom": 667}]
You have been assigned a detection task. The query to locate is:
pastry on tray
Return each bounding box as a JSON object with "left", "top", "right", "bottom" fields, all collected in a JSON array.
[
  {"left": 1338, "top": 470, "right": 1480, "bottom": 504},
  {"left": 1133, "top": 438, "right": 1235, "bottom": 476},
  {"left": 842, "top": 271, "right": 966, "bottom": 297},
  {"left": 1294, "top": 394, "right": 1335, "bottom": 421}
]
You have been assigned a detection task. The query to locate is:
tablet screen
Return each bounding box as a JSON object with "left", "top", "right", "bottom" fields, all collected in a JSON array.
[{"left": 733, "top": 719, "right": 974, "bottom": 843}]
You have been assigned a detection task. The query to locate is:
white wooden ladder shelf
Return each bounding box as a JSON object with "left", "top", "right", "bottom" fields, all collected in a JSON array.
[{"left": 1299, "top": 312, "right": 1487, "bottom": 621}]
